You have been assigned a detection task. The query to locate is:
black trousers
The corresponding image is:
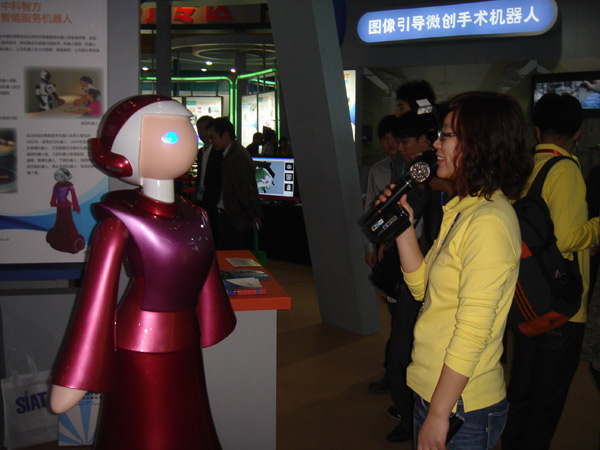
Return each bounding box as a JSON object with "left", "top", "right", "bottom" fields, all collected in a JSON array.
[
  {"left": 502, "top": 321, "right": 585, "bottom": 450},
  {"left": 387, "top": 287, "right": 421, "bottom": 429},
  {"left": 216, "top": 210, "right": 253, "bottom": 251}
]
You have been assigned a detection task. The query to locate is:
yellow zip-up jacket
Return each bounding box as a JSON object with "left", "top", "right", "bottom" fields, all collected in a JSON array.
[
  {"left": 523, "top": 144, "right": 599, "bottom": 323},
  {"left": 404, "top": 191, "right": 521, "bottom": 412}
]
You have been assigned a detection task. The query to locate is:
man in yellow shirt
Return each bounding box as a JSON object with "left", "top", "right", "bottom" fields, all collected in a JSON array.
[{"left": 503, "top": 93, "right": 600, "bottom": 450}]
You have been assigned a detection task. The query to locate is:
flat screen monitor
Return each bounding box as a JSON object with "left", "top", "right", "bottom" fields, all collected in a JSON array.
[
  {"left": 253, "top": 156, "right": 297, "bottom": 200},
  {"left": 532, "top": 71, "right": 600, "bottom": 116}
]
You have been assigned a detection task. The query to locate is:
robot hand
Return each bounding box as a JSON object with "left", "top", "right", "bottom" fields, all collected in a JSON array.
[{"left": 49, "top": 385, "right": 88, "bottom": 414}]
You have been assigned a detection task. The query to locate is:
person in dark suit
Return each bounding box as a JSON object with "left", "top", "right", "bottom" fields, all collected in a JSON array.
[
  {"left": 196, "top": 116, "right": 221, "bottom": 242},
  {"left": 208, "top": 117, "right": 263, "bottom": 250},
  {"left": 195, "top": 115, "right": 214, "bottom": 206}
]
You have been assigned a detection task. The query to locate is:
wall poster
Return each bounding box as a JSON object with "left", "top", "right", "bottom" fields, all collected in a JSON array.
[
  {"left": 185, "top": 96, "right": 223, "bottom": 122},
  {"left": 258, "top": 91, "right": 276, "bottom": 137},
  {"left": 241, "top": 94, "right": 258, "bottom": 148},
  {"left": 0, "top": 0, "right": 108, "bottom": 266},
  {"left": 344, "top": 70, "right": 356, "bottom": 141}
]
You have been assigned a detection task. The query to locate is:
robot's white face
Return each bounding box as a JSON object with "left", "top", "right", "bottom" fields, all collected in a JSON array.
[
  {"left": 107, "top": 98, "right": 197, "bottom": 186},
  {"left": 138, "top": 114, "right": 198, "bottom": 180},
  {"left": 54, "top": 170, "right": 69, "bottom": 183}
]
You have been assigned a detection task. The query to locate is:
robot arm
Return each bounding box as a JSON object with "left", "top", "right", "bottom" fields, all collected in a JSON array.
[
  {"left": 50, "top": 184, "right": 57, "bottom": 207},
  {"left": 195, "top": 255, "right": 236, "bottom": 348},
  {"left": 50, "top": 217, "right": 129, "bottom": 413},
  {"left": 50, "top": 386, "right": 87, "bottom": 414},
  {"left": 69, "top": 184, "right": 81, "bottom": 213}
]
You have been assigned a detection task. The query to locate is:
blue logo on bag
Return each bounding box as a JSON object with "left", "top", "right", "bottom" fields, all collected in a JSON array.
[{"left": 15, "top": 389, "right": 48, "bottom": 414}]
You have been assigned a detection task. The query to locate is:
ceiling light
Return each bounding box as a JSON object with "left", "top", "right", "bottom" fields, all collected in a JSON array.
[
  {"left": 141, "top": 66, "right": 149, "bottom": 71},
  {"left": 205, "top": 61, "right": 213, "bottom": 66},
  {"left": 230, "top": 68, "right": 236, "bottom": 73},
  {"left": 201, "top": 68, "right": 207, "bottom": 72}
]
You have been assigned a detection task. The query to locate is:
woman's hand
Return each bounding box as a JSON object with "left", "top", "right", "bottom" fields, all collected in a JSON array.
[
  {"left": 417, "top": 412, "right": 450, "bottom": 450},
  {"left": 365, "top": 251, "right": 378, "bottom": 268},
  {"left": 375, "top": 185, "right": 423, "bottom": 273},
  {"left": 376, "top": 187, "right": 415, "bottom": 233},
  {"left": 375, "top": 184, "right": 415, "bottom": 225},
  {"left": 418, "top": 365, "right": 469, "bottom": 450}
]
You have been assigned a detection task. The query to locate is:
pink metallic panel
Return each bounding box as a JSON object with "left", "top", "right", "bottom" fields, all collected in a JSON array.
[{"left": 52, "top": 217, "right": 128, "bottom": 392}]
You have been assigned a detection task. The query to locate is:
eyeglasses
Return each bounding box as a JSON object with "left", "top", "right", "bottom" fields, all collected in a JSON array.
[{"left": 437, "top": 130, "right": 457, "bottom": 142}]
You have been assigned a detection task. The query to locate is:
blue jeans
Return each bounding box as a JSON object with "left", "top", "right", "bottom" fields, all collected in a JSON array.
[{"left": 413, "top": 394, "right": 508, "bottom": 450}]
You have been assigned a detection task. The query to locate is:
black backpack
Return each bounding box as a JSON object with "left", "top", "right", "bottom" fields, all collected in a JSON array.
[{"left": 509, "top": 156, "right": 583, "bottom": 337}]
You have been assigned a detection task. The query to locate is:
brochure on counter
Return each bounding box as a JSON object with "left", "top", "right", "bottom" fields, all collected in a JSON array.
[
  {"left": 225, "top": 257, "right": 262, "bottom": 267},
  {"left": 221, "top": 268, "right": 270, "bottom": 296}
]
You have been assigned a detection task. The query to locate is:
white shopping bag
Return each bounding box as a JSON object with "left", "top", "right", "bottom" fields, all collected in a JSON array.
[{"left": 1, "top": 352, "right": 58, "bottom": 450}]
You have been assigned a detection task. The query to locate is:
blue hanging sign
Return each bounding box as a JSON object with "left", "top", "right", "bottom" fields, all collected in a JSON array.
[{"left": 357, "top": 0, "right": 557, "bottom": 44}]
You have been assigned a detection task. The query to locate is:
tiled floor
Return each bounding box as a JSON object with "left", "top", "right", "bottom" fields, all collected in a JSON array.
[
  {"left": 22, "top": 258, "right": 600, "bottom": 450},
  {"left": 272, "top": 259, "right": 600, "bottom": 450}
]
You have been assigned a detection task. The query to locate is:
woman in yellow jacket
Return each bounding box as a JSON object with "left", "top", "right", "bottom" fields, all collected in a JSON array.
[
  {"left": 502, "top": 93, "right": 600, "bottom": 450},
  {"left": 379, "top": 92, "right": 532, "bottom": 450}
]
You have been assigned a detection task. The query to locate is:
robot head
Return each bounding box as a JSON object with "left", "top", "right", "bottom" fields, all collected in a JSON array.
[
  {"left": 90, "top": 95, "right": 198, "bottom": 186},
  {"left": 40, "top": 70, "right": 51, "bottom": 82},
  {"left": 54, "top": 168, "right": 72, "bottom": 183}
]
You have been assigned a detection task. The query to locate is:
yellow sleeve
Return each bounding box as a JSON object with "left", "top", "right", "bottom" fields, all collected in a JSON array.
[
  {"left": 444, "top": 216, "right": 519, "bottom": 377},
  {"left": 402, "top": 260, "right": 427, "bottom": 301},
  {"left": 545, "top": 161, "right": 600, "bottom": 255}
]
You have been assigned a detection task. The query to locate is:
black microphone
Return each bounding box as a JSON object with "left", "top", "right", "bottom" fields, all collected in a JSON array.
[{"left": 359, "top": 151, "right": 437, "bottom": 243}]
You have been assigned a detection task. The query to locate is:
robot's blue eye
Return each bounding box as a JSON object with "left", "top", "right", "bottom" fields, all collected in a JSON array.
[{"left": 161, "top": 131, "right": 179, "bottom": 144}]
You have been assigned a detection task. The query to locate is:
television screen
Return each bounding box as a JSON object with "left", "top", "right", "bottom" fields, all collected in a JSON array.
[
  {"left": 532, "top": 71, "right": 600, "bottom": 116},
  {"left": 253, "top": 156, "right": 296, "bottom": 200}
]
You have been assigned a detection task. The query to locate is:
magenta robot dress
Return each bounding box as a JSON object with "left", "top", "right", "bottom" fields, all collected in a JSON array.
[
  {"left": 46, "top": 182, "right": 85, "bottom": 254},
  {"left": 52, "top": 189, "right": 236, "bottom": 450}
]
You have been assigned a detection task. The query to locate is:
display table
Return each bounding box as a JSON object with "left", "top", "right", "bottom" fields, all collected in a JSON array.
[
  {"left": 203, "top": 250, "right": 291, "bottom": 450},
  {"left": 217, "top": 249, "right": 291, "bottom": 311}
]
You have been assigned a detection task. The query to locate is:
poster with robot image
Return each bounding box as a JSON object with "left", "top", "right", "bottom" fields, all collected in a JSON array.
[{"left": 0, "top": 0, "right": 108, "bottom": 265}]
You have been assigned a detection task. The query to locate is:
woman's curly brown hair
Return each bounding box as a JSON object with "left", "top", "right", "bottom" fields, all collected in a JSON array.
[{"left": 446, "top": 92, "right": 533, "bottom": 201}]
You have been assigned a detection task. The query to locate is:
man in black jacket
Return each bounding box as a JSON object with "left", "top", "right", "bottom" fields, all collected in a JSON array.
[{"left": 208, "top": 117, "right": 263, "bottom": 250}]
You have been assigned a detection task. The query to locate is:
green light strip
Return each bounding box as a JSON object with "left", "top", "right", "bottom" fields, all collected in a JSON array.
[{"left": 236, "top": 68, "right": 277, "bottom": 80}]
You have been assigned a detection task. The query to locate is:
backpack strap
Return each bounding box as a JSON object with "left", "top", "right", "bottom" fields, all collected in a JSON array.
[
  {"left": 525, "top": 155, "right": 581, "bottom": 266},
  {"left": 526, "top": 156, "right": 577, "bottom": 199}
]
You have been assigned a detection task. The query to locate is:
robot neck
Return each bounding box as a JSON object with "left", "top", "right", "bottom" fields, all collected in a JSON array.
[{"left": 140, "top": 178, "right": 175, "bottom": 203}]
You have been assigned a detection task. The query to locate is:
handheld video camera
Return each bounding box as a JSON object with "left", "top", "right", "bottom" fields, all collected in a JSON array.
[{"left": 359, "top": 150, "right": 438, "bottom": 243}]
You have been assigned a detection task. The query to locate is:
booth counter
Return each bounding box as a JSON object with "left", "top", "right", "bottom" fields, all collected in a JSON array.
[{"left": 196, "top": 250, "right": 291, "bottom": 450}]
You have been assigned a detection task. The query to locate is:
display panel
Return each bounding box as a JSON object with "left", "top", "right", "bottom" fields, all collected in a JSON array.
[
  {"left": 532, "top": 71, "right": 600, "bottom": 116},
  {"left": 0, "top": 0, "right": 109, "bottom": 267},
  {"left": 184, "top": 96, "right": 223, "bottom": 122},
  {"left": 344, "top": 70, "right": 356, "bottom": 141},
  {"left": 253, "top": 156, "right": 295, "bottom": 199},
  {"left": 241, "top": 94, "right": 258, "bottom": 147},
  {"left": 258, "top": 91, "right": 276, "bottom": 136}
]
